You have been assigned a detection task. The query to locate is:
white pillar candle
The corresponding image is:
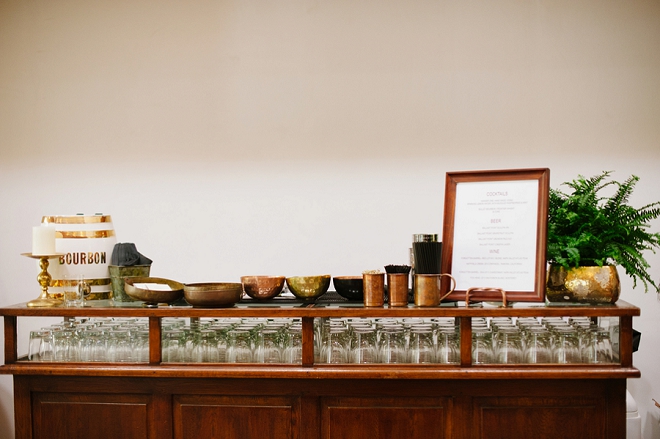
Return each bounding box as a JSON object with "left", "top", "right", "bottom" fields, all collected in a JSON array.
[{"left": 32, "top": 224, "right": 56, "bottom": 256}]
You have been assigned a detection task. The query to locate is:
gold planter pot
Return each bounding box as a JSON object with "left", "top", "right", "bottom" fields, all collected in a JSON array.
[{"left": 546, "top": 265, "right": 621, "bottom": 304}]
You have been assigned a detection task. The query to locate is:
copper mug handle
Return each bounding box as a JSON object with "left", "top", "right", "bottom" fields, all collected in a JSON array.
[{"left": 465, "top": 287, "right": 508, "bottom": 307}]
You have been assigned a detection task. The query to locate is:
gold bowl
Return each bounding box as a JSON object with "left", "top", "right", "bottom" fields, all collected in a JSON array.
[
  {"left": 183, "top": 282, "right": 243, "bottom": 308},
  {"left": 241, "top": 276, "right": 286, "bottom": 300},
  {"left": 123, "top": 277, "right": 184, "bottom": 307},
  {"left": 286, "top": 275, "right": 331, "bottom": 300}
]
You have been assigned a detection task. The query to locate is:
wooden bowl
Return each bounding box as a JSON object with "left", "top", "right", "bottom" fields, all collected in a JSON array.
[{"left": 183, "top": 283, "right": 243, "bottom": 307}]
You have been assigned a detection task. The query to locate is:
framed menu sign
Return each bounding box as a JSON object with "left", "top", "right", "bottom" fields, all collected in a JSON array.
[{"left": 441, "top": 168, "right": 550, "bottom": 302}]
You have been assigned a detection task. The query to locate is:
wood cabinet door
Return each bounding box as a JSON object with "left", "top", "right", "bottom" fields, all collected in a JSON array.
[
  {"left": 321, "top": 396, "right": 451, "bottom": 439},
  {"left": 173, "top": 395, "right": 301, "bottom": 439},
  {"left": 473, "top": 396, "right": 608, "bottom": 439},
  {"left": 31, "top": 392, "right": 160, "bottom": 439}
]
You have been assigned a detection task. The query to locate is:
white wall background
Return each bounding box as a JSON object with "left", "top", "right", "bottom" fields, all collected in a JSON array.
[{"left": 1, "top": 0, "right": 659, "bottom": 437}]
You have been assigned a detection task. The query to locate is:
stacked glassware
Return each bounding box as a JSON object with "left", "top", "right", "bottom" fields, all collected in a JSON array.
[{"left": 26, "top": 316, "right": 616, "bottom": 365}]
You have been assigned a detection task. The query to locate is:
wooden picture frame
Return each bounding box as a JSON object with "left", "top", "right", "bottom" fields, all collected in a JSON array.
[{"left": 441, "top": 168, "right": 550, "bottom": 302}]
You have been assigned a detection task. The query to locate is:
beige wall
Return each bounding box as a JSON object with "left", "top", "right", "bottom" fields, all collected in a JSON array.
[{"left": 1, "top": 0, "right": 659, "bottom": 437}]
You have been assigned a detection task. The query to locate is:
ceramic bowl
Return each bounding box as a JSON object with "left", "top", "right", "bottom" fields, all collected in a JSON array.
[
  {"left": 332, "top": 276, "right": 364, "bottom": 301},
  {"left": 123, "top": 277, "right": 184, "bottom": 307},
  {"left": 286, "top": 275, "right": 331, "bottom": 300},
  {"left": 241, "top": 275, "right": 286, "bottom": 300},
  {"left": 183, "top": 283, "right": 243, "bottom": 308}
]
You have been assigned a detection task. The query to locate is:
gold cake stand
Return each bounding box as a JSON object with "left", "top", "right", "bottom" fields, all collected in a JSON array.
[{"left": 22, "top": 253, "right": 64, "bottom": 307}]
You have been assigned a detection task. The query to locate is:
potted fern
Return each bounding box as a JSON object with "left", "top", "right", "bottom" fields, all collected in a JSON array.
[{"left": 546, "top": 171, "right": 660, "bottom": 303}]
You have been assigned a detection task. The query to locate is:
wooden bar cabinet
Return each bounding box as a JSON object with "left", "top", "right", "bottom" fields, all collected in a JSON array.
[{"left": 0, "top": 299, "right": 640, "bottom": 439}]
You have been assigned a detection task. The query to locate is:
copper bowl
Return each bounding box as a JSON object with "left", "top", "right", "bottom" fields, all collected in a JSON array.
[
  {"left": 123, "top": 277, "right": 184, "bottom": 307},
  {"left": 286, "top": 275, "right": 331, "bottom": 300},
  {"left": 241, "top": 276, "right": 286, "bottom": 300},
  {"left": 183, "top": 282, "right": 243, "bottom": 308}
]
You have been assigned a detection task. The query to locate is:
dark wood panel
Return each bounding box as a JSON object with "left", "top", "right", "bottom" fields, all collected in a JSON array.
[
  {"left": 12, "top": 375, "right": 628, "bottom": 439},
  {"left": 322, "top": 396, "right": 450, "bottom": 439},
  {"left": 173, "top": 395, "right": 299, "bottom": 439},
  {"left": 474, "top": 396, "right": 606, "bottom": 439},
  {"left": 4, "top": 316, "right": 17, "bottom": 364},
  {"left": 31, "top": 392, "right": 152, "bottom": 439}
]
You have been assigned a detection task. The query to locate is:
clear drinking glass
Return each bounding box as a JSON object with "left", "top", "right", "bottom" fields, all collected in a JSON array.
[
  {"left": 53, "top": 329, "right": 78, "bottom": 362},
  {"left": 133, "top": 329, "right": 150, "bottom": 363},
  {"left": 378, "top": 325, "right": 407, "bottom": 364},
  {"left": 79, "top": 328, "right": 104, "bottom": 362},
  {"left": 162, "top": 329, "right": 185, "bottom": 362},
  {"left": 107, "top": 329, "right": 131, "bottom": 362},
  {"left": 320, "top": 326, "right": 349, "bottom": 364},
  {"left": 285, "top": 325, "right": 303, "bottom": 364},
  {"left": 317, "top": 319, "right": 347, "bottom": 363},
  {"left": 258, "top": 329, "right": 283, "bottom": 364},
  {"left": 62, "top": 274, "right": 85, "bottom": 307},
  {"left": 39, "top": 329, "right": 54, "bottom": 361},
  {"left": 408, "top": 326, "right": 435, "bottom": 364},
  {"left": 436, "top": 328, "right": 460, "bottom": 365},
  {"left": 524, "top": 327, "right": 552, "bottom": 364},
  {"left": 227, "top": 329, "right": 253, "bottom": 363},
  {"left": 211, "top": 324, "right": 232, "bottom": 363},
  {"left": 582, "top": 328, "right": 614, "bottom": 364},
  {"left": 198, "top": 329, "right": 219, "bottom": 363},
  {"left": 472, "top": 327, "right": 494, "bottom": 365},
  {"left": 28, "top": 330, "right": 51, "bottom": 361},
  {"left": 495, "top": 327, "right": 523, "bottom": 364},
  {"left": 350, "top": 327, "right": 378, "bottom": 364},
  {"left": 553, "top": 326, "right": 581, "bottom": 364}
]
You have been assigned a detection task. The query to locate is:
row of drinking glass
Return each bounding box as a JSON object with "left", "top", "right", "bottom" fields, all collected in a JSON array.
[
  {"left": 29, "top": 317, "right": 152, "bottom": 363},
  {"left": 27, "top": 317, "right": 305, "bottom": 363},
  {"left": 315, "top": 316, "right": 616, "bottom": 364},
  {"left": 471, "top": 316, "right": 616, "bottom": 364},
  {"left": 26, "top": 316, "right": 616, "bottom": 365}
]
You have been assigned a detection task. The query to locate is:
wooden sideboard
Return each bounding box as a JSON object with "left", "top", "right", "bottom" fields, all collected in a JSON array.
[{"left": 1, "top": 299, "right": 640, "bottom": 439}]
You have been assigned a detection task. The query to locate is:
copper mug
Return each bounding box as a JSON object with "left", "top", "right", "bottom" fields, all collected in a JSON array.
[{"left": 413, "top": 273, "right": 455, "bottom": 307}]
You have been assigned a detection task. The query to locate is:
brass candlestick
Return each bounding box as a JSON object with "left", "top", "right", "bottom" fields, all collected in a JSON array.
[{"left": 22, "top": 253, "right": 64, "bottom": 308}]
